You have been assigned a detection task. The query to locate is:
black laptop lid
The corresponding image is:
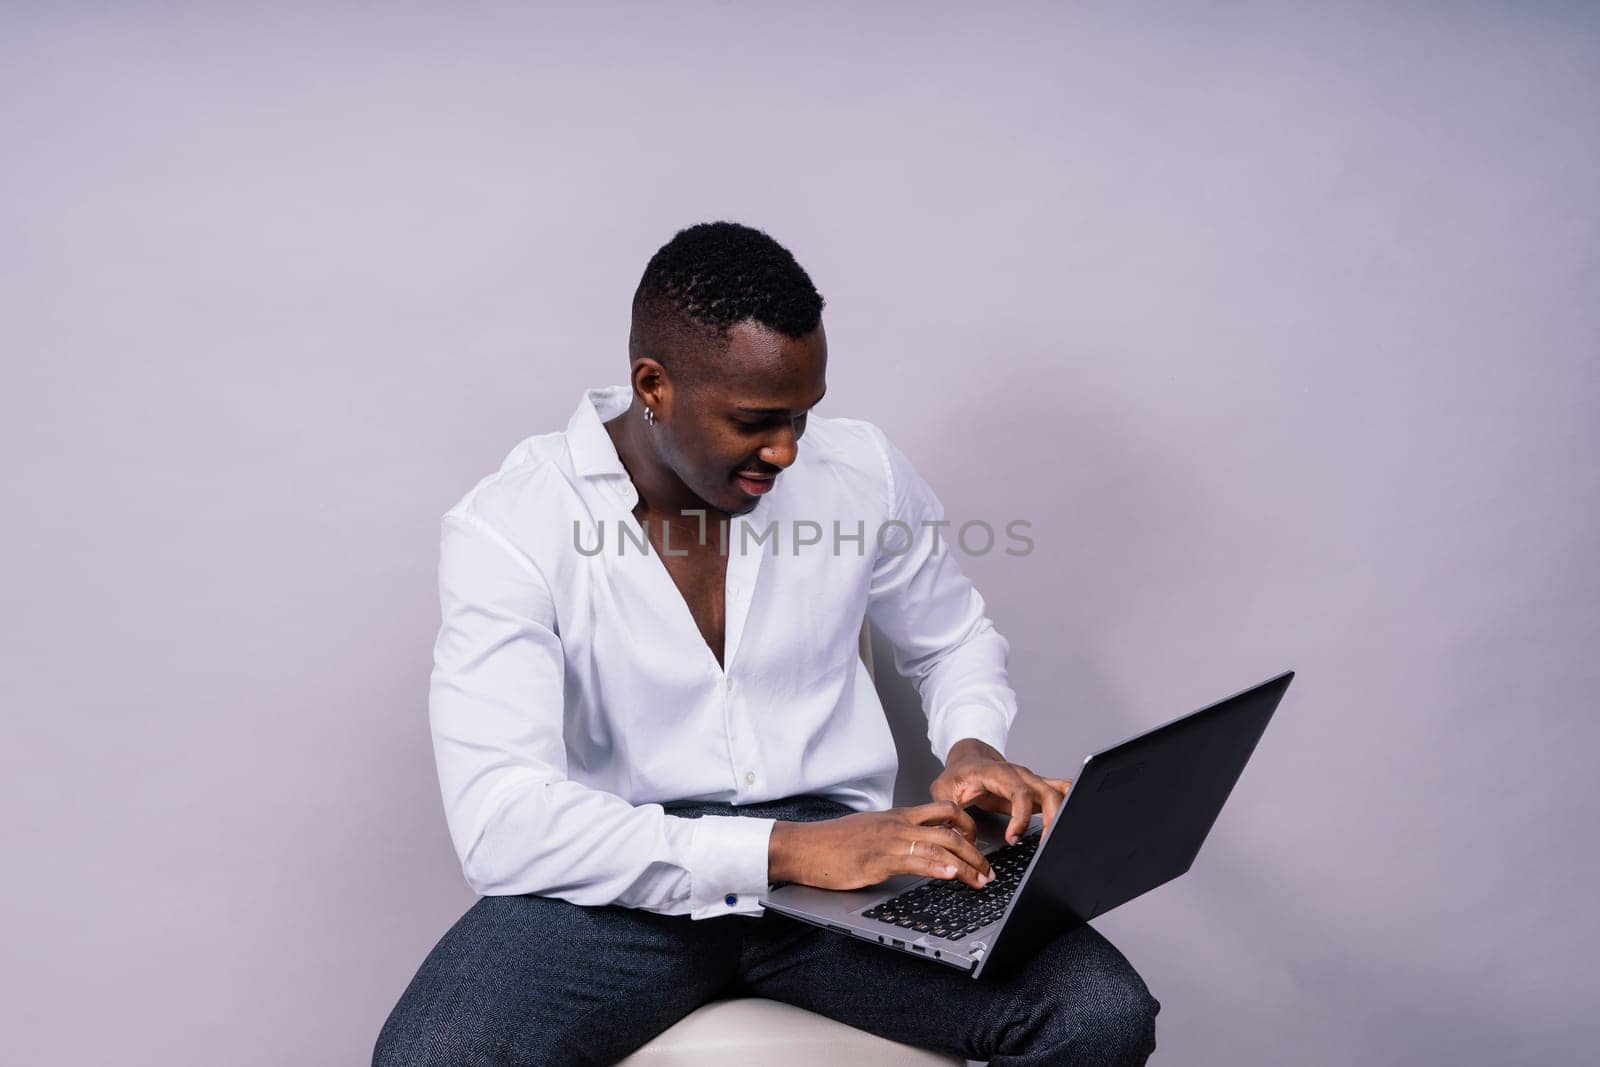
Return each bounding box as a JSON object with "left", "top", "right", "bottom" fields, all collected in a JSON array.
[{"left": 977, "top": 671, "right": 1293, "bottom": 978}]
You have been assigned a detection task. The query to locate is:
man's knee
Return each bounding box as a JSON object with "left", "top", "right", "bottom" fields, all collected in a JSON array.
[
  {"left": 1015, "top": 951, "right": 1159, "bottom": 1065},
  {"left": 371, "top": 1008, "right": 460, "bottom": 1067},
  {"left": 371, "top": 986, "right": 503, "bottom": 1067},
  {"left": 374, "top": 997, "right": 572, "bottom": 1067},
  {"left": 1068, "top": 977, "right": 1160, "bottom": 1064}
]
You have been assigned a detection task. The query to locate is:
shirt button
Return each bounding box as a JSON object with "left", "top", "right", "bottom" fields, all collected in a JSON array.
[
  {"left": 725, "top": 676, "right": 734, "bottom": 691},
  {"left": 744, "top": 771, "right": 755, "bottom": 785},
  {"left": 725, "top": 894, "right": 738, "bottom": 906}
]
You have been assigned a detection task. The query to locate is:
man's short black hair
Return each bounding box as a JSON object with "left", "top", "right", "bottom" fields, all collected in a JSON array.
[{"left": 629, "top": 221, "right": 825, "bottom": 381}]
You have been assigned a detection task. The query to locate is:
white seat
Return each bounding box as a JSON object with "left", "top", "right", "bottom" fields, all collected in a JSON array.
[
  {"left": 618, "top": 997, "right": 963, "bottom": 1066},
  {"left": 627, "top": 623, "right": 963, "bottom": 1066}
]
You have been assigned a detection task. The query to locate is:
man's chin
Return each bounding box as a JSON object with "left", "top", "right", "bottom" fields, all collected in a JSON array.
[
  {"left": 713, "top": 480, "right": 762, "bottom": 517},
  {"left": 687, "top": 489, "right": 751, "bottom": 518}
]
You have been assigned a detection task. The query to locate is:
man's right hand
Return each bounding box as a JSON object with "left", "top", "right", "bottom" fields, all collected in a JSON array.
[{"left": 768, "top": 801, "right": 996, "bottom": 891}]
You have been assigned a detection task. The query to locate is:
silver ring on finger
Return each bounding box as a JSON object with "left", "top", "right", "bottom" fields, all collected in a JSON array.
[{"left": 908, "top": 840, "right": 916, "bottom": 857}]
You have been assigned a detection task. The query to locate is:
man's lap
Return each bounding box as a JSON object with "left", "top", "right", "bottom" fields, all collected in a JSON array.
[
  {"left": 374, "top": 797, "right": 1158, "bottom": 1066},
  {"left": 740, "top": 907, "right": 1158, "bottom": 1065}
]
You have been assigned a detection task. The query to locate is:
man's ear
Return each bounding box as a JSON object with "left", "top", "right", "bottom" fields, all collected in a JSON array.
[{"left": 630, "top": 358, "right": 670, "bottom": 415}]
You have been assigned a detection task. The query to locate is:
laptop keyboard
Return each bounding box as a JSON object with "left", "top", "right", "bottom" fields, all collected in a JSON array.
[{"left": 860, "top": 829, "right": 1041, "bottom": 941}]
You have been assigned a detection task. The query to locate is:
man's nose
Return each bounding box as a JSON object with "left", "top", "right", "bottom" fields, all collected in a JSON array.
[{"left": 759, "top": 424, "right": 800, "bottom": 470}]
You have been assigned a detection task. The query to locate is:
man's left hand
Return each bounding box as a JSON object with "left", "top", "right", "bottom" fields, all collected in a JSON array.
[{"left": 929, "top": 738, "right": 1073, "bottom": 845}]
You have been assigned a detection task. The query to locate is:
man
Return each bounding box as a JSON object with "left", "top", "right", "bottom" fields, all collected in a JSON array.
[{"left": 375, "top": 222, "right": 1159, "bottom": 1065}]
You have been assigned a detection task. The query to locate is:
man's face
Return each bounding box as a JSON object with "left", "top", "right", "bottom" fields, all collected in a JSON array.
[{"left": 658, "top": 319, "right": 828, "bottom": 516}]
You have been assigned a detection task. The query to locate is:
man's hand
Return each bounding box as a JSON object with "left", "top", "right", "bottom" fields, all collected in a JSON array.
[
  {"left": 931, "top": 738, "right": 1073, "bottom": 844},
  {"left": 768, "top": 802, "right": 996, "bottom": 891}
]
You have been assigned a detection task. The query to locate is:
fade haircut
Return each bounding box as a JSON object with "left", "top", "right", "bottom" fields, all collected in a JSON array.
[{"left": 629, "top": 221, "right": 825, "bottom": 385}]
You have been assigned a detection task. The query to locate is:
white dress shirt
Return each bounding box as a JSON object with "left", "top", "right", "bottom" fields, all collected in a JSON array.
[{"left": 429, "top": 385, "right": 1018, "bottom": 918}]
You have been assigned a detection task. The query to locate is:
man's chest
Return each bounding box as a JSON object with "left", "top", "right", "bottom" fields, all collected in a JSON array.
[
  {"left": 529, "top": 468, "right": 885, "bottom": 686},
  {"left": 637, "top": 508, "right": 732, "bottom": 666}
]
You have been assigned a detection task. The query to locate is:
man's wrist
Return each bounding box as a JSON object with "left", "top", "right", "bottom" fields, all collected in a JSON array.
[
  {"left": 768, "top": 820, "right": 803, "bottom": 883},
  {"left": 945, "top": 737, "right": 1004, "bottom": 766}
]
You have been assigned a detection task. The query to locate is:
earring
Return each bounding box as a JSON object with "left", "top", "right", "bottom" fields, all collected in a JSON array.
[{"left": 643, "top": 407, "right": 655, "bottom": 427}]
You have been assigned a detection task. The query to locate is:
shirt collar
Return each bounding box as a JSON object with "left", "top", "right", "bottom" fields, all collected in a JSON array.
[{"left": 566, "top": 385, "right": 633, "bottom": 479}]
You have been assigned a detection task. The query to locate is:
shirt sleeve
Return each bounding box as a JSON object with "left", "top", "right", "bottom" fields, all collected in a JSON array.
[
  {"left": 428, "top": 509, "right": 773, "bottom": 918},
  {"left": 862, "top": 426, "right": 1020, "bottom": 763}
]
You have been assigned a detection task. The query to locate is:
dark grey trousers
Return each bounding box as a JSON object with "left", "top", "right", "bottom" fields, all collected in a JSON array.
[{"left": 374, "top": 796, "right": 1159, "bottom": 1066}]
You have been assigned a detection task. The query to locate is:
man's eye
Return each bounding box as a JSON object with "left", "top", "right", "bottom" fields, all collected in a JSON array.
[{"left": 733, "top": 411, "right": 811, "bottom": 433}]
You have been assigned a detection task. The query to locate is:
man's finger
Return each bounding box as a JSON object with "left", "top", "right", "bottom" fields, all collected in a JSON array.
[
  {"left": 1038, "top": 777, "right": 1073, "bottom": 834},
  {"left": 915, "top": 827, "right": 992, "bottom": 880},
  {"left": 905, "top": 845, "right": 982, "bottom": 888},
  {"left": 1006, "top": 777, "right": 1032, "bottom": 844},
  {"left": 1023, "top": 770, "right": 1062, "bottom": 832},
  {"left": 909, "top": 799, "right": 973, "bottom": 837},
  {"left": 915, "top": 807, "right": 977, "bottom": 844},
  {"left": 943, "top": 802, "right": 978, "bottom": 841},
  {"left": 967, "top": 790, "right": 1013, "bottom": 816}
]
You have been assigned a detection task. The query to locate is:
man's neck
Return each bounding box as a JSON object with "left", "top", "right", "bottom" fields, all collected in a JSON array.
[{"left": 603, "top": 406, "right": 723, "bottom": 518}]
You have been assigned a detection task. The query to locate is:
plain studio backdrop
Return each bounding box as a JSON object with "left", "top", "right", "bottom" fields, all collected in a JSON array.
[{"left": 2, "top": 3, "right": 1596, "bottom": 1065}]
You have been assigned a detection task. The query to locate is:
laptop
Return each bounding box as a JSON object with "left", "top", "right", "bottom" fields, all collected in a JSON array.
[{"left": 761, "top": 670, "right": 1294, "bottom": 979}]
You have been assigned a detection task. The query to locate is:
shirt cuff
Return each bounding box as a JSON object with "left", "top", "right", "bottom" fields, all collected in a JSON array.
[
  {"left": 930, "top": 705, "right": 1012, "bottom": 765},
  {"left": 686, "top": 814, "right": 777, "bottom": 919}
]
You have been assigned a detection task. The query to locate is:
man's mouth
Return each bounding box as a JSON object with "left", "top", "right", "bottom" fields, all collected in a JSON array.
[{"left": 733, "top": 469, "right": 777, "bottom": 497}]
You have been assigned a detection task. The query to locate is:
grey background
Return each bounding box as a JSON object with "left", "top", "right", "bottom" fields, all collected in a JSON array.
[{"left": 2, "top": 3, "right": 1596, "bottom": 1065}]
